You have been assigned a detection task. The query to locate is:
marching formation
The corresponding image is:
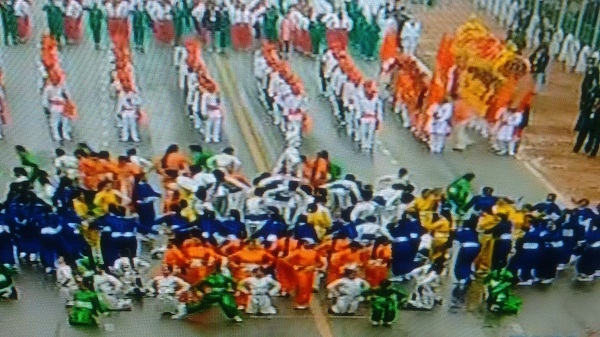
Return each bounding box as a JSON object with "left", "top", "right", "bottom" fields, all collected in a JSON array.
[{"left": 1, "top": 142, "right": 600, "bottom": 329}]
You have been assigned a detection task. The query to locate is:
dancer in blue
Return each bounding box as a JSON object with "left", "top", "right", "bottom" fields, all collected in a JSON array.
[
  {"left": 509, "top": 222, "right": 542, "bottom": 286},
  {"left": 557, "top": 209, "right": 584, "bottom": 270},
  {"left": 490, "top": 214, "right": 513, "bottom": 271},
  {"left": 575, "top": 221, "right": 600, "bottom": 281},
  {"left": 131, "top": 175, "right": 161, "bottom": 237},
  {"left": 0, "top": 207, "right": 15, "bottom": 267},
  {"left": 39, "top": 208, "right": 63, "bottom": 274},
  {"left": 538, "top": 221, "right": 563, "bottom": 284},
  {"left": 388, "top": 211, "right": 422, "bottom": 281},
  {"left": 453, "top": 216, "right": 481, "bottom": 284}
]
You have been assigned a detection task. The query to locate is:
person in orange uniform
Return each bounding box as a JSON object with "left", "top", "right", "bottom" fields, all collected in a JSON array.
[
  {"left": 308, "top": 150, "right": 330, "bottom": 188},
  {"left": 228, "top": 240, "right": 275, "bottom": 309},
  {"left": 272, "top": 233, "right": 300, "bottom": 297},
  {"left": 115, "top": 155, "right": 142, "bottom": 200},
  {"left": 163, "top": 242, "right": 187, "bottom": 272},
  {"left": 284, "top": 239, "right": 325, "bottom": 310},
  {"left": 158, "top": 144, "right": 191, "bottom": 176},
  {"left": 182, "top": 237, "right": 222, "bottom": 286},
  {"left": 327, "top": 241, "right": 368, "bottom": 285},
  {"left": 364, "top": 237, "right": 392, "bottom": 288}
]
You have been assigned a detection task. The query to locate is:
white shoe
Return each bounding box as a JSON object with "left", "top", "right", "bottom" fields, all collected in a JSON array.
[
  {"left": 556, "top": 264, "right": 565, "bottom": 271},
  {"left": 371, "top": 321, "right": 380, "bottom": 326},
  {"left": 517, "top": 280, "right": 533, "bottom": 286},
  {"left": 204, "top": 139, "right": 212, "bottom": 143},
  {"left": 233, "top": 315, "right": 243, "bottom": 322},
  {"left": 63, "top": 134, "right": 72, "bottom": 141},
  {"left": 171, "top": 312, "right": 186, "bottom": 320},
  {"left": 577, "top": 275, "right": 593, "bottom": 282},
  {"left": 132, "top": 138, "right": 140, "bottom": 143},
  {"left": 540, "top": 278, "right": 554, "bottom": 284}
]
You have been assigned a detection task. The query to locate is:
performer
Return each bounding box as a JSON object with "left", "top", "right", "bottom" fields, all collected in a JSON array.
[
  {"left": 42, "top": 70, "right": 74, "bottom": 142},
  {"left": 68, "top": 277, "right": 107, "bottom": 326},
  {"left": 200, "top": 80, "right": 222, "bottom": 143},
  {"left": 238, "top": 267, "right": 281, "bottom": 315},
  {"left": 446, "top": 173, "right": 475, "bottom": 215},
  {"left": 327, "top": 266, "right": 370, "bottom": 315},
  {"left": 429, "top": 99, "right": 453, "bottom": 154},
  {"left": 404, "top": 261, "right": 443, "bottom": 310},
  {"left": 43, "top": 0, "right": 65, "bottom": 46},
  {"left": 93, "top": 268, "right": 133, "bottom": 311},
  {"left": 453, "top": 217, "right": 481, "bottom": 284},
  {"left": 0, "top": 263, "right": 18, "bottom": 300},
  {"left": 494, "top": 107, "right": 523, "bottom": 157},
  {"left": 172, "top": 264, "right": 243, "bottom": 322},
  {"left": 88, "top": 0, "right": 105, "bottom": 50},
  {"left": 148, "top": 265, "right": 190, "bottom": 316},
  {"left": 356, "top": 80, "right": 383, "bottom": 152},
  {"left": 116, "top": 80, "right": 142, "bottom": 142},
  {"left": 0, "top": 0, "right": 18, "bottom": 46},
  {"left": 64, "top": 0, "right": 84, "bottom": 44},
  {"left": 483, "top": 268, "right": 522, "bottom": 314},
  {"left": 132, "top": 0, "right": 148, "bottom": 52},
  {"left": 13, "top": 0, "right": 31, "bottom": 43},
  {"left": 362, "top": 279, "right": 407, "bottom": 326},
  {"left": 284, "top": 239, "right": 324, "bottom": 310}
]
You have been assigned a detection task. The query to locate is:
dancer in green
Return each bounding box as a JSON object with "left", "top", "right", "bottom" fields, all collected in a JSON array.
[
  {"left": 0, "top": 264, "right": 18, "bottom": 300},
  {"left": 446, "top": 173, "right": 475, "bottom": 215},
  {"left": 172, "top": 1, "right": 187, "bottom": 47},
  {"left": 263, "top": 6, "right": 279, "bottom": 43},
  {"left": 132, "top": 1, "right": 147, "bottom": 52},
  {"left": 88, "top": 0, "right": 104, "bottom": 50},
  {"left": 0, "top": 0, "right": 17, "bottom": 46},
  {"left": 361, "top": 17, "right": 380, "bottom": 61},
  {"left": 484, "top": 268, "right": 522, "bottom": 315},
  {"left": 172, "top": 265, "right": 243, "bottom": 322},
  {"left": 362, "top": 280, "right": 407, "bottom": 327},
  {"left": 15, "top": 145, "right": 42, "bottom": 183},
  {"left": 309, "top": 17, "right": 325, "bottom": 56},
  {"left": 68, "top": 278, "right": 107, "bottom": 326},
  {"left": 42, "top": 0, "right": 65, "bottom": 45},
  {"left": 218, "top": 8, "right": 231, "bottom": 53}
]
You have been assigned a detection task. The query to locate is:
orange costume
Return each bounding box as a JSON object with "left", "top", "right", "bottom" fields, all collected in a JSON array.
[
  {"left": 326, "top": 246, "right": 368, "bottom": 285},
  {"left": 364, "top": 244, "right": 392, "bottom": 287},
  {"left": 164, "top": 244, "right": 187, "bottom": 270},
  {"left": 272, "top": 237, "right": 300, "bottom": 295},
  {"left": 229, "top": 245, "right": 276, "bottom": 308},
  {"left": 307, "top": 156, "right": 329, "bottom": 187},
  {"left": 284, "top": 246, "right": 324, "bottom": 308},
  {"left": 182, "top": 239, "right": 222, "bottom": 285}
]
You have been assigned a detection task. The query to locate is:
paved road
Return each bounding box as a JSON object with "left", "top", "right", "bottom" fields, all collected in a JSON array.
[{"left": 0, "top": 3, "right": 599, "bottom": 337}]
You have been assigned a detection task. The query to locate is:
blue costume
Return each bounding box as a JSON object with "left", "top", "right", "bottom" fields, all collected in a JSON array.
[
  {"left": 57, "top": 208, "right": 88, "bottom": 265},
  {"left": 218, "top": 218, "right": 247, "bottom": 240},
  {"left": 132, "top": 181, "right": 161, "bottom": 235},
  {"left": 491, "top": 220, "right": 513, "bottom": 271},
  {"left": 0, "top": 213, "right": 15, "bottom": 266},
  {"left": 39, "top": 211, "right": 63, "bottom": 271},
  {"left": 156, "top": 213, "right": 193, "bottom": 246},
  {"left": 559, "top": 213, "right": 585, "bottom": 266},
  {"left": 327, "top": 219, "right": 358, "bottom": 240},
  {"left": 509, "top": 225, "right": 542, "bottom": 283},
  {"left": 388, "top": 217, "right": 422, "bottom": 278},
  {"left": 294, "top": 222, "right": 319, "bottom": 242},
  {"left": 453, "top": 226, "right": 481, "bottom": 283},
  {"left": 251, "top": 217, "right": 286, "bottom": 243},
  {"left": 538, "top": 225, "right": 563, "bottom": 282},
  {"left": 576, "top": 225, "right": 600, "bottom": 278}
]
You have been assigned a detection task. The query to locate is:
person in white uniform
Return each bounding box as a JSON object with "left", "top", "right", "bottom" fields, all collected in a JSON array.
[
  {"left": 147, "top": 265, "right": 190, "bottom": 316},
  {"left": 116, "top": 81, "right": 142, "bottom": 142},
  {"left": 93, "top": 268, "right": 133, "bottom": 310},
  {"left": 327, "top": 266, "right": 370, "bottom": 315},
  {"left": 239, "top": 267, "right": 281, "bottom": 315},
  {"left": 42, "top": 70, "right": 73, "bottom": 142},
  {"left": 356, "top": 80, "right": 383, "bottom": 151},
  {"left": 429, "top": 99, "right": 453, "bottom": 154},
  {"left": 493, "top": 107, "right": 523, "bottom": 156},
  {"left": 200, "top": 81, "right": 223, "bottom": 143}
]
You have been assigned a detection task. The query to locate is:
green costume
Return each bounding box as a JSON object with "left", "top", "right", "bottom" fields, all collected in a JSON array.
[
  {"left": 0, "top": 1, "right": 17, "bottom": 46},
  {"left": 68, "top": 289, "right": 106, "bottom": 326},
  {"left": 446, "top": 177, "right": 473, "bottom": 215},
  {"left": 16, "top": 147, "right": 42, "bottom": 183},
  {"left": 88, "top": 3, "right": 104, "bottom": 46},
  {"left": 0, "top": 264, "right": 17, "bottom": 299},
  {"left": 191, "top": 149, "right": 214, "bottom": 169},
  {"left": 309, "top": 20, "right": 325, "bottom": 55},
  {"left": 329, "top": 161, "right": 343, "bottom": 181},
  {"left": 42, "top": 2, "right": 65, "bottom": 43},
  {"left": 484, "top": 268, "right": 522, "bottom": 315},
  {"left": 172, "top": 4, "right": 187, "bottom": 46},
  {"left": 76, "top": 256, "right": 95, "bottom": 278},
  {"left": 361, "top": 21, "right": 380, "bottom": 59},
  {"left": 185, "top": 272, "right": 240, "bottom": 319},
  {"left": 218, "top": 12, "right": 231, "bottom": 51},
  {"left": 362, "top": 286, "right": 408, "bottom": 325},
  {"left": 264, "top": 7, "right": 279, "bottom": 43},
  {"left": 132, "top": 7, "right": 147, "bottom": 49}
]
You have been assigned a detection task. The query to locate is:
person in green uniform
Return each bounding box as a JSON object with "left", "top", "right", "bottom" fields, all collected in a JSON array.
[
  {"left": 361, "top": 16, "right": 380, "bottom": 61},
  {"left": 189, "top": 144, "right": 213, "bottom": 169},
  {"left": 15, "top": 145, "right": 43, "bottom": 184},
  {"left": 132, "top": 0, "right": 147, "bottom": 52},
  {"left": 172, "top": 264, "right": 243, "bottom": 322},
  {"left": 483, "top": 268, "right": 522, "bottom": 315},
  {"left": 68, "top": 277, "right": 107, "bottom": 327},
  {"left": 346, "top": 0, "right": 361, "bottom": 47},
  {"left": 446, "top": 173, "right": 475, "bottom": 216},
  {"left": 218, "top": 6, "right": 231, "bottom": 53},
  {"left": 362, "top": 280, "right": 407, "bottom": 327},
  {"left": 88, "top": 0, "right": 104, "bottom": 50},
  {"left": 0, "top": 264, "right": 18, "bottom": 300},
  {"left": 264, "top": 5, "right": 279, "bottom": 43},
  {"left": 42, "top": 0, "right": 65, "bottom": 46},
  {"left": 172, "top": 1, "right": 186, "bottom": 46},
  {"left": 0, "top": 0, "right": 18, "bottom": 46},
  {"left": 309, "top": 17, "right": 325, "bottom": 57}
]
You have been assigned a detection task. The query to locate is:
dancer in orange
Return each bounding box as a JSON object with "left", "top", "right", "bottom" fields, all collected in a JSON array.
[
  {"left": 284, "top": 240, "right": 324, "bottom": 310},
  {"left": 272, "top": 234, "right": 300, "bottom": 297},
  {"left": 327, "top": 241, "right": 368, "bottom": 285},
  {"left": 364, "top": 237, "right": 392, "bottom": 287},
  {"left": 228, "top": 240, "right": 275, "bottom": 309}
]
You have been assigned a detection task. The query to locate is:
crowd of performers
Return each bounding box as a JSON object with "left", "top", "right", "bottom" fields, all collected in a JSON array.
[
  {"left": 1, "top": 142, "right": 600, "bottom": 327},
  {"left": 2, "top": 0, "right": 421, "bottom": 61}
]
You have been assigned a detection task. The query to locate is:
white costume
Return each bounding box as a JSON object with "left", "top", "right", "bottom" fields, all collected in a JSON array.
[
  {"left": 356, "top": 90, "right": 383, "bottom": 150},
  {"left": 341, "top": 81, "right": 360, "bottom": 135},
  {"left": 111, "top": 257, "right": 150, "bottom": 295},
  {"left": 566, "top": 39, "right": 581, "bottom": 71},
  {"left": 239, "top": 275, "right": 281, "bottom": 314},
  {"left": 56, "top": 264, "right": 78, "bottom": 305},
  {"left": 549, "top": 29, "right": 564, "bottom": 58},
  {"left": 94, "top": 272, "right": 132, "bottom": 310},
  {"left": 494, "top": 108, "right": 523, "bottom": 156},
  {"left": 401, "top": 19, "right": 421, "bottom": 56},
  {"left": 148, "top": 274, "right": 190, "bottom": 314},
  {"left": 116, "top": 90, "right": 142, "bottom": 142},
  {"left": 558, "top": 33, "right": 574, "bottom": 62},
  {"left": 54, "top": 154, "right": 79, "bottom": 180},
  {"left": 406, "top": 264, "right": 442, "bottom": 310},
  {"left": 327, "top": 276, "right": 370, "bottom": 314},
  {"left": 350, "top": 200, "right": 378, "bottom": 222},
  {"left": 283, "top": 93, "right": 307, "bottom": 147},
  {"left": 200, "top": 91, "right": 223, "bottom": 143},
  {"left": 322, "top": 179, "right": 362, "bottom": 211},
  {"left": 429, "top": 102, "right": 453, "bottom": 153},
  {"left": 575, "top": 45, "right": 591, "bottom": 73},
  {"left": 42, "top": 82, "right": 72, "bottom": 141},
  {"left": 273, "top": 146, "right": 302, "bottom": 177}
]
